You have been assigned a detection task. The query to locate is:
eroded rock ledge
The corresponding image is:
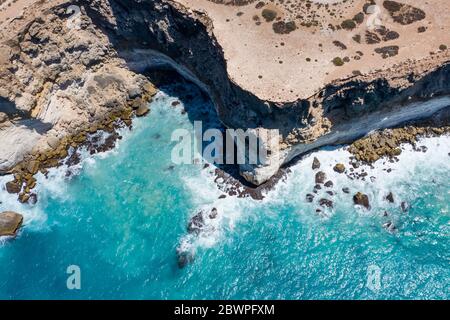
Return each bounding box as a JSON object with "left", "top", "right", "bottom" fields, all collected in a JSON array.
[{"left": 0, "top": 0, "right": 449, "bottom": 196}]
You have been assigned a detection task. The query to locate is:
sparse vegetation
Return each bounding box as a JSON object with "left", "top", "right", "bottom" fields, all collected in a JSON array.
[
  {"left": 273, "top": 21, "right": 297, "bottom": 34},
  {"left": 332, "top": 57, "right": 344, "bottom": 66},
  {"left": 353, "top": 12, "right": 364, "bottom": 24},
  {"left": 439, "top": 44, "right": 447, "bottom": 51},
  {"left": 262, "top": 9, "right": 277, "bottom": 22},
  {"left": 341, "top": 19, "right": 356, "bottom": 30}
]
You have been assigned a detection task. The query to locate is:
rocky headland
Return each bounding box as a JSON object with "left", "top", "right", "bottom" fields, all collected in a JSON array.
[
  {"left": 0, "top": 211, "right": 23, "bottom": 237},
  {"left": 0, "top": 0, "right": 449, "bottom": 206}
]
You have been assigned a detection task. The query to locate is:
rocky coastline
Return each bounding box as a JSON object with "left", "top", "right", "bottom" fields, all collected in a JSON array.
[
  {"left": 0, "top": 0, "right": 449, "bottom": 237},
  {"left": 0, "top": 211, "right": 23, "bottom": 237}
]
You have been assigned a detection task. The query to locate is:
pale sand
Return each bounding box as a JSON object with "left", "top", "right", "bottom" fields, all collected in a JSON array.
[{"left": 175, "top": 0, "right": 450, "bottom": 102}]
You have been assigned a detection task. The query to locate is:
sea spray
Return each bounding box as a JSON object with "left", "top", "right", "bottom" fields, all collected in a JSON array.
[{"left": 0, "top": 83, "right": 448, "bottom": 299}]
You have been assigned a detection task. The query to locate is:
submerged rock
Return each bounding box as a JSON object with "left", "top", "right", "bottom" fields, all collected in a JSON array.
[
  {"left": 383, "top": 221, "right": 397, "bottom": 233},
  {"left": 324, "top": 180, "right": 334, "bottom": 188},
  {"left": 342, "top": 187, "right": 350, "bottom": 194},
  {"left": 28, "top": 193, "right": 38, "bottom": 205},
  {"left": 187, "top": 211, "right": 205, "bottom": 235},
  {"left": 385, "top": 192, "right": 395, "bottom": 203},
  {"left": 353, "top": 192, "right": 370, "bottom": 209},
  {"left": 0, "top": 211, "right": 23, "bottom": 237},
  {"left": 312, "top": 157, "right": 321, "bottom": 170},
  {"left": 177, "top": 250, "right": 194, "bottom": 269}
]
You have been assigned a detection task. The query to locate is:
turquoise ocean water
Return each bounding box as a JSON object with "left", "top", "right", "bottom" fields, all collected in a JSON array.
[{"left": 0, "top": 84, "right": 449, "bottom": 299}]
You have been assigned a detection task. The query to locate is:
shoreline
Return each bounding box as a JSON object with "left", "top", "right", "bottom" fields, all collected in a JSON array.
[{"left": 1, "top": 89, "right": 449, "bottom": 205}]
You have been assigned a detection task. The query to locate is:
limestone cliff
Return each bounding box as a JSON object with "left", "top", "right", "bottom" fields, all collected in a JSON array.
[{"left": 0, "top": 0, "right": 449, "bottom": 192}]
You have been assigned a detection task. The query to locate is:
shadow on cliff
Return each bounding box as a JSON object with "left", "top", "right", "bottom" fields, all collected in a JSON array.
[
  {"left": 77, "top": 0, "right": 310, "bottom": 137},
  {"left": 75, "top": 0, "right": 450, "bottom": 190},
  {"left": 77, "top": 0, "right": 300, "bottom": 188}
]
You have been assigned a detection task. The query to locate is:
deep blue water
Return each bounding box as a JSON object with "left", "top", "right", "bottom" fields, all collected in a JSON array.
[{"left": 0, "top": 85, "right": 449, "bottom": 299}]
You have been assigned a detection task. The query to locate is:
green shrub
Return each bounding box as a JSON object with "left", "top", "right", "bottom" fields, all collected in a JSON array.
[
  {"left": 332, "top": 57, "right": 344, "bottom": 66},
  {"left": 341, "top": 19, "right": 356, "bottom": 30}
]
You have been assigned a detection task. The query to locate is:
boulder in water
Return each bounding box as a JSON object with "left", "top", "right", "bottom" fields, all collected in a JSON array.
[
  {"left": 187, "top": 211, "right": 205, "bottom": 235},
  {"left": 312, "top": 157, "right": 321, "bottom": 170},
  {"left": 0, "top": 211, "right": 23, "bottom": 237},
  {"left": 319, "top": 198, "right": 333, "bottom": 208},
  {"left": 324, "top": 180, "right": 334, "bottom": 188},
  {"left": 333, "top": 163, "right": 346, "bottom": 173},
  {"left": 383, "top": 221, "right": 397, "bottom": 233},
  {"left": 136, "top": 104, "right": 150, "bottom": 117},
  {"left": 5, "top": 180, "right": 21, "bottom": 194},
  {"left": 353, "top": 192, "right": 370, "bottom": 209},
  {"left": 209, "top": 208, "right": 218, "bottom": 219},
  {"left": 401, "top": 201, "right": 409, "bottom": 212}
]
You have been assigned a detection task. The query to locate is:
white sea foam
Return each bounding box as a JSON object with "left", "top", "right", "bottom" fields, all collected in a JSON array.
[
  {"left": 0, "top": 120, "right": 142, "bottom": 242},
  {"left": 180, "top": 134, "right": 450, "bottom": 254},
  {"left": 180, "top": 167, "right": 251, "bottom": 251}
]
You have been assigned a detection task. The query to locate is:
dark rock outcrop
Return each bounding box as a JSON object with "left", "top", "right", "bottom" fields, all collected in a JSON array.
[
  {"left": 312, "top": 157, "right": 321, "bottom": 170},
  {"left": 383, "top": 1, "right": 426, "bottom": 25},
  {"left": 385, "top": 192, "right": 395, "bottom": 203},
  {"left": 383, "top": 221, "right": 397, "bottom": 233},
  {"left": 0, "top": 211, "right": 23, "bottom": 237},
  {"left": 5, "top": 180, "right": 21, "bottom": 194},
  {"left": 324, "top": 180, "right": 334, "bottom": 188}
]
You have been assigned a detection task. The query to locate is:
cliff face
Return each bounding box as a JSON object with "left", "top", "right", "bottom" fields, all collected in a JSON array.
[
  {"left": 79, "top": 0, "right": 450, "bottom": 184},
  {"left": 81, "top": 0, "right": 267, "bottom": 128},
  {"left": 0, "top": 0, "right": 449, "bottom": 188}
]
